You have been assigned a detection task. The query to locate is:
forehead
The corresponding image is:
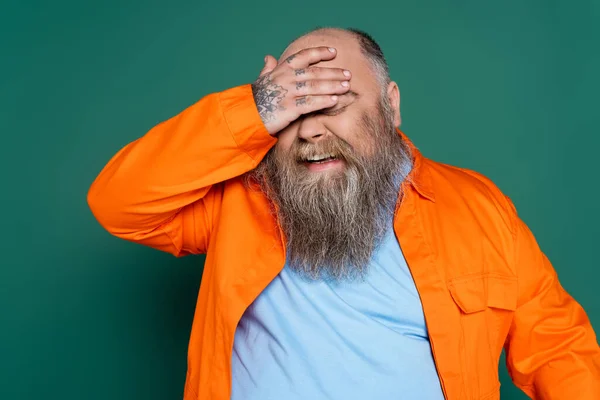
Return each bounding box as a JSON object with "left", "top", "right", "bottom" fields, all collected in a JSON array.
[{"left": 279, "top": 31, "right": 379, "bottom": 95}]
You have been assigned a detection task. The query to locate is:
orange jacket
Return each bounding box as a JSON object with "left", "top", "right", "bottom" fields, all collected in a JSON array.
[{"left": 88, "top": 84, "right": 600, "bottom": 400}]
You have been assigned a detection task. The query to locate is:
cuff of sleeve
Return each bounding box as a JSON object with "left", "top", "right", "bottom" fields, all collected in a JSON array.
[{"left": 219, "top": 84, "right": 277, "bottom": 163}]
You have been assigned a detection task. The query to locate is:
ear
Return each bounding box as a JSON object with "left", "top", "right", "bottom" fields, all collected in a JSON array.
[{"left": 386, "top": 81, "right": 401, "bottom": 127}]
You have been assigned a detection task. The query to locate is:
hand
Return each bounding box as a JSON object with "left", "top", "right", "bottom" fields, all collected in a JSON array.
[{"left": 251, "top": 47, "right": 352, "bottom": 136}]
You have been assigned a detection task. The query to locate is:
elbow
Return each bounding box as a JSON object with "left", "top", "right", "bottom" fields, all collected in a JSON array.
[
  {"left": 87, "top": 180, "right": 163, "bottom": 241},
  {"left": 87, "top": 181, "right": 115, "bottom": 234},
  {"left": 87, "top": 180, "right": 130, "bottom": 237}
]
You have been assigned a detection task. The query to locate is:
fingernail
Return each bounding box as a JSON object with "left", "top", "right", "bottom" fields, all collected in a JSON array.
[
  {"left": 264, "top": 56, "right": 267, "bottom": 63},
  {"left": 341, "top": 81, "right": 349, "bottom": 87},
  {"left": 329, "top": 47, "right": 336, "bottom": 52},
  {"left": 343, "top": 70, "right": 351, "bottom": 77},
  {"left": 331, "top": 95, "right": 338, "bottom": 101}
]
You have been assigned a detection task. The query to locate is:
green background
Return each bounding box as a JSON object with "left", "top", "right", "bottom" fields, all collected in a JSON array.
[{"left": 1, "top": 0, "right": 598, "bottom": 398}]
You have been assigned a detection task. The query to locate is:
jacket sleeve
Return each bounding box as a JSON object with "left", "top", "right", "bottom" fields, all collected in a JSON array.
[
  {"left": 503, "top": 197, "right": 600, "bottom": 399},
  {"left": 87, "top": 84, "right": 277, "bottom": 256}
]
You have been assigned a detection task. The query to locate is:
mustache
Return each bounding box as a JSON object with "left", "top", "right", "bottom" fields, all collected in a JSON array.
[{"left": 292, "top": 136, "right": 356, "bottom": 162}]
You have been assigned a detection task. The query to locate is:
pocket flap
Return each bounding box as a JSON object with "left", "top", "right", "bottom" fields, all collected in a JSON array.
[{"left": 448, "top": 274, "right": 518, "bottom": 314}]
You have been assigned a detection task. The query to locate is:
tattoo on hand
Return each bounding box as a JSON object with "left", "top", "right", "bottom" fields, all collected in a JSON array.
[
  {"left": 296, "top": 97, "right": 308, "bottom": 107},
  {"left": 251, "top": 74, "right": 288, "bottom": 124},
  {"left": 294, "top": 69, "right": 305, "bottom": 76},
  {"left": 286, "top": 55, "right": 296, "bottom": 64},
  {"left": 296, "top": 81, "right": 306, "bottom": 90}
]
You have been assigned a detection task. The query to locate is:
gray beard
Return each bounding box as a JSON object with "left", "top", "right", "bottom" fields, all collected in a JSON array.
[{"left": 246, "top": 100, "right": 413, "bottom": 281}]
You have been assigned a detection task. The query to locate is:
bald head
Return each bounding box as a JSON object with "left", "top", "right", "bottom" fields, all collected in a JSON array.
[{"left": 280, "top": 28, "right": 357, "bottom": 60}]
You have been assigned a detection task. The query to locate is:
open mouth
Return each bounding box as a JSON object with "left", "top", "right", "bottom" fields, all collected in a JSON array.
[
  {"left": 303, "top": 153, "right": 338, "bottom": 164},
  {"left": 299, "top": 152, "right": 344, "bottom": 172}
]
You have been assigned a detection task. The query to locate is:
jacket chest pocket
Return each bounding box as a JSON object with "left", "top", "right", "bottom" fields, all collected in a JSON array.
[{"left": 447, "top": 273, "right": 518, "bottom": 399}]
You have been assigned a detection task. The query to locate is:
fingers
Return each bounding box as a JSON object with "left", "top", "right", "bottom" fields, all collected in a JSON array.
[
  {"left": 292, "top": 66, "right": 351, "bottom": 81},
  {"left": 292, "top": 66, "right": 351, "bottom": 96},
  {"left": 259, "top": 54, "right": 278, "bottom": 77},
  {"left": 294, "top": 95, "right": 340, "bottom": 114},
  {"left": 284, "top": 46, "right": 338, "bottom": 68},
  {"left": 294, "top": 79, "right": 350, "bottom": 96}
]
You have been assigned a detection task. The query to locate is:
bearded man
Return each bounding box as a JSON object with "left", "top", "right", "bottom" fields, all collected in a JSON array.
[{"left": 87, "top": 27, "right": 600, "bottom": 400}]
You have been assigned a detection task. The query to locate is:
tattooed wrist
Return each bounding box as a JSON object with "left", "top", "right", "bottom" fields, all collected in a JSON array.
[{"left": 251, "top": 74, "right": 288, "bottom": 125}]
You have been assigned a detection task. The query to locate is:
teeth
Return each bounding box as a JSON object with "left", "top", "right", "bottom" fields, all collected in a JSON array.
[{"left": 307, "top": 153, "right": 335, "bottom": 161}]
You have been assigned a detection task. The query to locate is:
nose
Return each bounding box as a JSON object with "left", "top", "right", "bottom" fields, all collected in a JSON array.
[{"left": 296, "top": 115, "right": 328, "bottom": 144}]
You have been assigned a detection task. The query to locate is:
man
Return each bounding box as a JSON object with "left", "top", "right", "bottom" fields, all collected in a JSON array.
[{"left": 87, "top": 27, "right": 600, "bottom": 399}]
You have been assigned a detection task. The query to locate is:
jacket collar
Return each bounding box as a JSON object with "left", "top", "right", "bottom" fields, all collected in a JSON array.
[{"left": 398, "top": 128, "right": 436, "bottom": 203}]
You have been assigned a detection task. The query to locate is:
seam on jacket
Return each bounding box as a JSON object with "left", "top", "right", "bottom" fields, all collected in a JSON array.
[
  {"left": 159, "top": 224, "right": 182, "bottom": 256},
  {"left": 507, "top": 195, "right": 519, "bottom": 311},
  {"left": 485, "top": 312, "right": 496, "bottom": 396},
  {"left": 479, "top": 384, "right": 501, "bottom": 400},
  {"left": 217, "top": 91, "right": 260, "bottom": 165},
  {"left": 202, "top": 184, "right": 225, "bottom": 254},
  {"left": 506, "top": 195, "right": 519, "bottom": 264},
  {"left": 503, "top": 195, "right": 518, "bottom": 238},
  {"left": 199, "top": 188, "right": 214, "bottom": 253},
  {"left": 154, "top": 209, "right": 184, "bottom": 255},
  {"left": 456, "top": 302, "right": 468, "bottom": 399},
  {"left": 200, "top": 196, "right": 210, "bottom": 252},
  {"left": 185, "top": 379, "right": 199, "bottom": 400},
  {"left": 411, "top": 195, "right": 435, "bottom": 259}
]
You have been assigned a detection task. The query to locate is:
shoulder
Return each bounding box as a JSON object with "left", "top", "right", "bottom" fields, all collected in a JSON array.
[{"left": 421, "top": 157, "right": 517, "bottom": 235}]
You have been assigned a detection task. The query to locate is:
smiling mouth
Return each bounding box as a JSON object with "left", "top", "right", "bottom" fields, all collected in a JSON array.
[
  {"left": 302, "top": 153, "right": 338, "bottom": 164},
  {"left": 298, "top": 153, "right": 345, "bottom": 172}
]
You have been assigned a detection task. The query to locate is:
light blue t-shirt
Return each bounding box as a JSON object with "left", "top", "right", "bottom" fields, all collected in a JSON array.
[{"left": 231, "top": 225, "right": 445, "bottom": 400}]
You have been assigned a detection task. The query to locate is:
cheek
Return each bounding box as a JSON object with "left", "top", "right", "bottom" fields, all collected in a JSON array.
[
  {"left": 325, "top": 117, "right": 357, "bottom": 141},
  {"left": 325, "top": 116, "right": 372, "bottom": 154},
  {"left": 274, "top": 127, "right": 296, "bottom": 154}
]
